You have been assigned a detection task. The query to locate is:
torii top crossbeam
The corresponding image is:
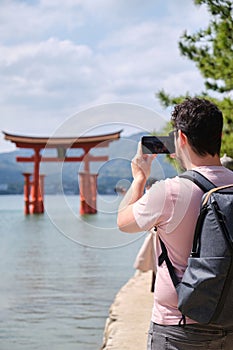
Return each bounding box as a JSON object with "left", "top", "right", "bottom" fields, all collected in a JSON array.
[
  {"left": 3, "top": 130, "right": 122, "bottom": 162},
  {"left": 3, "top": 130, "right": 122, "bottom": 150}
]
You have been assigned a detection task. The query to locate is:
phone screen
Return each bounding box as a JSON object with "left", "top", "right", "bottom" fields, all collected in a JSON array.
[{"left": 141, "top": 136, "right": 174, "bottom": 154}]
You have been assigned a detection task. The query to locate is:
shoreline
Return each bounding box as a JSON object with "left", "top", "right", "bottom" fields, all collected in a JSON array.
[{"left": 101, "top": 271, "right": 154, "bottom": 350}]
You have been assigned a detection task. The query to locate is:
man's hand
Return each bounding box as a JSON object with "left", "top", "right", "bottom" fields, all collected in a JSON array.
[
  {"left": 131, "top": 142, "right": 157, "bottom": 181},
  {"left": 117, "top": 142, "right": 156, "bottom": 233}
]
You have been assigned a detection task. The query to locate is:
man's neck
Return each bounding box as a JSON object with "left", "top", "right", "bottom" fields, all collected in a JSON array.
[{"left": 187, "top": 154, "right": 222, "bottom": 169}]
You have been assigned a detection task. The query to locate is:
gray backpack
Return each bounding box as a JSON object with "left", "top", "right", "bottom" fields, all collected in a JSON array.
[{"left": 159, "top": 170, "right": 233, "bottom": 326}]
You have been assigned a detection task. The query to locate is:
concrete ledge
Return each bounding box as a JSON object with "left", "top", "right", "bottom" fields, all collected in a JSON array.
[{"left": 101, "top": 271, "right": 154, "bottom": 350}]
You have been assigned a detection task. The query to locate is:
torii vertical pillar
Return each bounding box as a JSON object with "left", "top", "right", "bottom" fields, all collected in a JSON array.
[
  {"left": 23, "top": 173, "right": 31, "bottom": 215},
  {"left": 30, "top": 148, "right": 41, "bottom": 214},
  {"left": 23, "top": 148, "right": 45, "bottom": 215},
  {"left": 79, "top": 151, "right": 98, "bottom": 215},
  {"left": 23, "top": 172, "right": 45, "bottom": 215},
  {"left": 79, "top": 172, "right": 98, "bottom": 215}
]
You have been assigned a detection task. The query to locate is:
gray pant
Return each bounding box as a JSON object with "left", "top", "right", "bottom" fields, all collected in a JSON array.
[{"left": 147, "top": 322, "right": 233, "bottom": 350}]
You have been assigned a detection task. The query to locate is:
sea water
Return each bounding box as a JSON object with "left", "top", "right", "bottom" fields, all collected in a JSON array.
[{"left": 0, "top": 195, "right": 146, "bottom": 350}]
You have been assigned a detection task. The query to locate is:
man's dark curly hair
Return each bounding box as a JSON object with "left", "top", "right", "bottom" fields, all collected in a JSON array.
[{"left": 171, "top": 98, "right": 223, "bottom": 156}]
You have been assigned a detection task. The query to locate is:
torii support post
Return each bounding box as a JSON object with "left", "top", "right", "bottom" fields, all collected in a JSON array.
[
  {"left": 30, "top": 149, "right": 44, "bottom": 214},
  {"left": 23, "top": 173, "right": 31, "bottom": 215},
  {"left": 38, "top": 174, "right": 45, "bottom": 214},
  {"left": 79, "top": 172, "right": 98, "bottom": 215},
  {"left": 23, "top": 172, "right": 45, "bottom": 215}
]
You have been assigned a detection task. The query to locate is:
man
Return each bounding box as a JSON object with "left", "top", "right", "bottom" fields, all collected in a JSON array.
[{"left": 117, "top": 98, "right": 233, "bottom": 349}]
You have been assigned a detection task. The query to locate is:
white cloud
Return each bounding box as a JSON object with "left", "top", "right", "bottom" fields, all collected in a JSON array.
[
  {"left": 0, "top": 38, "right": 94, "bottom": 107},
  {"left": 0, "top": 0, "right": 209, "bottom": 152}
]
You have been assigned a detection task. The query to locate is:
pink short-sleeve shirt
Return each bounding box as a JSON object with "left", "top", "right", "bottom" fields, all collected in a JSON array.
[{"left": 133, "top": 166, "right": 233, "bottom": 325}]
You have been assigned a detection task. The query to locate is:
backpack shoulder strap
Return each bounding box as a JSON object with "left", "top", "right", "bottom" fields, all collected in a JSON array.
[
  {"left": 179, "top": 169, "right": 216, "bottom": 192},
  {"left": 158, "top": 237, "right": 180, "bottom": 287},
  {"left": 159, "top": 170, "right": 217, "bottom": 287}
]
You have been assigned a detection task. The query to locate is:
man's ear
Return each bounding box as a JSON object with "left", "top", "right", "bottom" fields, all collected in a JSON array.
[{"left": 178, "top": 130, "right": 188, "bottom": 147}]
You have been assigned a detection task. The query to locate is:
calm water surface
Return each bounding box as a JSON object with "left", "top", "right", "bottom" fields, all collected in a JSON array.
[{"left": 0, "top": 195, "right": 146, "bottom": 350}]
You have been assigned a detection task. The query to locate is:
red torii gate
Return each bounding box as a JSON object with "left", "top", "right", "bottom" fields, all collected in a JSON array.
[{"left": 3, "top": 130, "right": 122, "bottom": 215}]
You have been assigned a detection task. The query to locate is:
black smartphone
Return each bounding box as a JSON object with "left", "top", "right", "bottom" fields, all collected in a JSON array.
[{"left": 141, "top": 135, "right": 175, "bottom": 154}]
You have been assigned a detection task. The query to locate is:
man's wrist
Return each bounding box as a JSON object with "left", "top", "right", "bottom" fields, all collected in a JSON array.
[
  {"left": 133, "top": 174, "right": 147, "bottom": 184},
  {"left": 131, "top": 177, "right": 147, "bottom": 199}
]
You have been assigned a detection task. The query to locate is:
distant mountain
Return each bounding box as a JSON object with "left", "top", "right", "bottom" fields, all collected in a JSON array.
[{"left": 0, "top": 133, "right": 177, "bottom": 194}]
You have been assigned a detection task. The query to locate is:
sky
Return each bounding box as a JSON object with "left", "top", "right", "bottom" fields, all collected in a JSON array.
[{"left": 0, "top": 0, "right": 210, "bottom": 152}]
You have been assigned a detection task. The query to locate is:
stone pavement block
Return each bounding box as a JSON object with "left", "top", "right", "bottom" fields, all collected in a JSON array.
[{"left": 101, "top": 271, "right": 154, "bottom": 350}]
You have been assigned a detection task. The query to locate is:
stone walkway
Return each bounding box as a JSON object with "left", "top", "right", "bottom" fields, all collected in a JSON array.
[{"left": 101, "top": 271, "right": 154, "bottom": 350}]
